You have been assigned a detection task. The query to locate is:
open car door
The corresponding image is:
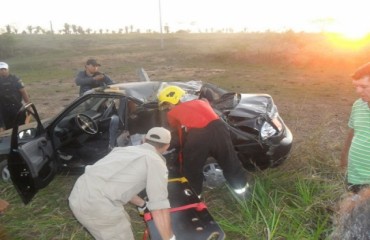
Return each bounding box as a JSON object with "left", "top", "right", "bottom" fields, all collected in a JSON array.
[{"left": 8, "top": 103, "right": 57, "bottom": 204}]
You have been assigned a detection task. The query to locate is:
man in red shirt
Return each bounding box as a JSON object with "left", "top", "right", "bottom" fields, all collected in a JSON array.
[{"left": 158, "top": 86, "right": 251, "bottom": 198}]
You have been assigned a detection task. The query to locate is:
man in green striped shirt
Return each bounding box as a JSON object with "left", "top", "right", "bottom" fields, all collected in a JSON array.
[{"left": 341, "top": 62, "right": 370, "bottom": 193}]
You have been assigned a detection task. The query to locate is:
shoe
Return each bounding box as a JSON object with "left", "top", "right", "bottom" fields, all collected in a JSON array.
[
  {"left": 58, "top": 151, "right": 73, "bottom": 161},
  {"left": 233, "top": 182, "right": 252, "bottom": 201}
]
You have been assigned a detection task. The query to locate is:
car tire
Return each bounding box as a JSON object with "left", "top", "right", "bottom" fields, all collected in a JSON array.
[{"left": 0, "top": 159, "right": 11, "bottom": 182}]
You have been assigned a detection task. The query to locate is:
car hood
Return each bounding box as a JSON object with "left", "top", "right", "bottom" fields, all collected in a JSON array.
[{"left": 228, "top": 94, "right": 275, "bottom": 119}]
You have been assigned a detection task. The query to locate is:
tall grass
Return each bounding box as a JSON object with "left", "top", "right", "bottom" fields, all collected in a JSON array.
[{"left": 207, "top": 167, "right": 342, "bottom": 239}]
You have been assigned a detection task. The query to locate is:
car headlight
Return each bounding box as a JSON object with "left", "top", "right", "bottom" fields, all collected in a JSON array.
[{"left": 260, "top": 117, "right": 282, "bottom": 140}]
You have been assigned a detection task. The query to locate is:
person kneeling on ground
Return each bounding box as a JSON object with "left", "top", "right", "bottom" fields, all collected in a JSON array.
[{"left": 68, "top": 127, "right": 175, "bottom": 240}]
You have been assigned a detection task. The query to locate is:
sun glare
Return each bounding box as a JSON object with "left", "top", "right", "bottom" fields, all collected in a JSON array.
[
  {"left": 338, "top": 28, "right": 369, "bottom": 40},
  {"left": 326, "top": 32, "right": 370, "bottom": 51}
]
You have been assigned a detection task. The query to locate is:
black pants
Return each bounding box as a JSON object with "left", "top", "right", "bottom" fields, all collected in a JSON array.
[
  {"left": 182, "top": 119, "right": 248, "bottom": 194},
  {"left": 2, "top": 106, "right": 26, "bottom": 130}
]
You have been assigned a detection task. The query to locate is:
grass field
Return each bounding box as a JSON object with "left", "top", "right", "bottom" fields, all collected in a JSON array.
[{"left": 1, "top": 32, "right": 369, "bottom": 239}]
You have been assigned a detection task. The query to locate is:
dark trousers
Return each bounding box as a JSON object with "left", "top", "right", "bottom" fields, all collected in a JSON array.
[
  {"left": 182, "top": 119, "right": 248, "bottom": 194},
  {"left": 2, "top": 106, "right": 26, "bottom": 130}
]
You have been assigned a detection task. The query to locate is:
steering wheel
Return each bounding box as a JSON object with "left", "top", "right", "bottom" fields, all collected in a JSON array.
[{"left": 75, "top": 114, "right": 98, "bottom": 135}]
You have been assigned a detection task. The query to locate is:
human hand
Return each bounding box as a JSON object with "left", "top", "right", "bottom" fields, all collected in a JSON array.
[
  {"left": 137, "top": 201, "right": 148, "bottom": 216},
  {"left": 0, "top": 199, "right": 9, "bottom": 215},
  {"left": 93, "top": 74, "right": 105, "bottom": 81}
]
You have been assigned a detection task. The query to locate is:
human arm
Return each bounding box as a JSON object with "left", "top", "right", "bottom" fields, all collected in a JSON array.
[
  {"left": 19, "top": 88, "right": 30, "bottom": 104},
  {"left": 151, "top": 208, "right": 174, "bottom": 240},
  {"left": 129, "top": 195, "right": 146, "bottom": 207},
  {"left": 102, "top": 74, "right": 114, "bottom": 85},
  {"left": 166, "top": 108, "right": 181, "bottom": 129},
  {"left": 75, "top": 71, "right": 98, "bottom": 86},
  {"left": 340, "top": 128, "right": 354, "bottom": 170},
  {"left": 145, "top": 155, "right": 174, "bottom": 239},
  {"left": 75, "top": 71, "right": 114, "bottom": 86},
  {"left": 0, "top": 109, "right": 5, "bottom": 131}
]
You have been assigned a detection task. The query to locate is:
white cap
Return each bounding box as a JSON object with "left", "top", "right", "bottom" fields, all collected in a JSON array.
[
  {"left": 0, "top": 62, "right": 8, "bottom": 69},
  {"left": 145, "top": 127, "right": 171, "bottom": 144}
]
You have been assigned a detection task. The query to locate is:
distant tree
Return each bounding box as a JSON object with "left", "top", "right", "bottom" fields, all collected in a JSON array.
[
  {"left": 130, "top": 25, "right": 133, "bottom": 33},
  {"left": 27, "top": 25, "right": 33, "bottom": 34},
  {"left": 63, "top": 23, "right": 70, "bottom": 34},
  {"left": 125, "top": 26, "right": 129, "bottom": 34},
  {"left": 71, "top": 25, "right": 77, "bottom": 34},
  {"left": 99, "top": 29, "right": 103, "bottom": 34},
  {"left": 14, "top": 28, "right": 18, "bottom": 34},
  {"left": 77, "top": 26, "right": 85, "bottom": 34},
  {"left": 86, "top": 28, "right": 92, "bottom": 34},
  {"left": 6, "top": 25, "right": 11, "bottom": 34},
  {"left": 34, "top": 26, "right": 43, "bottom": 34},
  {"left": 118, "top": 28, "right": 123, "bottom": 34}
]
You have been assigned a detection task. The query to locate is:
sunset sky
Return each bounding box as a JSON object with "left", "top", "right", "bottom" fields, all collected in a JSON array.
[{"left": 2, "top": 0, "right": 369, "bottom": 38}]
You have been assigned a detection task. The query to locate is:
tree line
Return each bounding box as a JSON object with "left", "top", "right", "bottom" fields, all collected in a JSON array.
[
  {"left": 2, "top": 23, "right": 178, "bottom": 35},
  {"left": 3, "top": 22, "right": 247, "bottom": 35}
]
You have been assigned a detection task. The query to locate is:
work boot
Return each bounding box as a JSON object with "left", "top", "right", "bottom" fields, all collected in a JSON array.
[{"left": 233, "top": 182, "right": 252, "bottom": 201}]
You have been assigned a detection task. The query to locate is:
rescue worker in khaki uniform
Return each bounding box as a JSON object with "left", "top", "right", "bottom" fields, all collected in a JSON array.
[
  {"left": 158, "top": 86, "right": 251, "bottom": 198},
  {"left": 0, "top": 62, "right": 30, "bottom": 132},
  {"left": 68, "top": 127, "right": 176, "bottom": 240}
]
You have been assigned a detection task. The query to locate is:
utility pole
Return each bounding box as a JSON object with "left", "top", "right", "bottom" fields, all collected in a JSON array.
[
  {"left": 158, "top": 0, "right": 164, "bottom": 49},
  {"left": 49, "top": 21, "right": 54, "bottom": 34}
]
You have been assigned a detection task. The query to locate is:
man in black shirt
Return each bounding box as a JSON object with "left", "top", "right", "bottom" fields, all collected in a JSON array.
[{"left": 0, "top": 62, "right": 30, "bottom": 131}]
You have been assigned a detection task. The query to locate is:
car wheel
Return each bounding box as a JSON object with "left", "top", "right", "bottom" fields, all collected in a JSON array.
[{"left": 0, "top": 159, "right": 11, "bottom": 182}]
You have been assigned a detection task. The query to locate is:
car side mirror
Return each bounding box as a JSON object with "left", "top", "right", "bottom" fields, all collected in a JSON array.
[{"left": 18, "top": 128, "right": 37, "bottom": 140}]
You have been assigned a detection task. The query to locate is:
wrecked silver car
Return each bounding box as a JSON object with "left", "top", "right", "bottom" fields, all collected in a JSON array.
[{"left": 0, "top": 79, "right": 292, "bottom": 204}]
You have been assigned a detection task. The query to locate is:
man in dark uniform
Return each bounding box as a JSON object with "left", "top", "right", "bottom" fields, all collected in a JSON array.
[
  {"left": 158, "top": 85, "right": 251, "bottom": 198},
  {"left": 0, "top": 62, "right": 30, "bottom": 132},
  {"left": 75, "top": 58, "right": 114, "bottom": 96},
  {"left": 75, "top": 59, "right": 119, "bottom": 149}
]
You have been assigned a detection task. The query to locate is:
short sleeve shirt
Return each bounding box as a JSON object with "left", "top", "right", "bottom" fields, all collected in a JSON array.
[
  {"left": 0, "top": 74, "right": 24, "bottom": 108},
  {"left": 348, "top": 99, "right": 370, "bottom": 184},
  {"left": 167, "top": 100, "right": 219, "bottom": 130}
]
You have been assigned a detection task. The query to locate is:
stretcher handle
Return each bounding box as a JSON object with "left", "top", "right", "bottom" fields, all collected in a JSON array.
[
  {"left": 144, "top": 202, "right": 208, "bottom": 222},
  {"left": 168, "top": 177, "right": 188, "bottom": 183}
]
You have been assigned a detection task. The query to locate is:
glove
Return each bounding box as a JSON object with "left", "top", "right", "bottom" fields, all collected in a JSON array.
[{"left": 137, "top": 201, "right": 148, "bottom": 216}]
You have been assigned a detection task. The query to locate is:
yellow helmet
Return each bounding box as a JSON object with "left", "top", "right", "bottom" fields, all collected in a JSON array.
[{"left": 158, "top": 86, "right": 186, "bottom": 105}]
